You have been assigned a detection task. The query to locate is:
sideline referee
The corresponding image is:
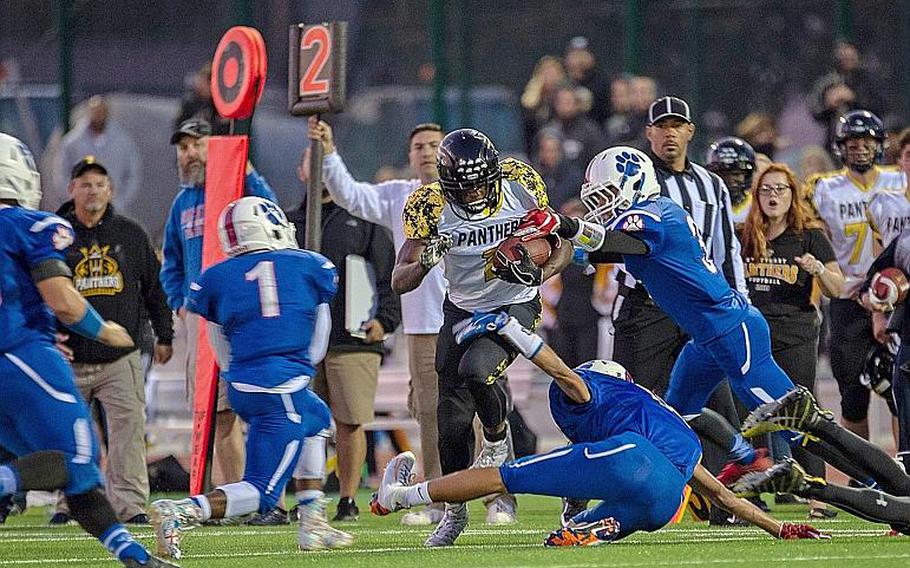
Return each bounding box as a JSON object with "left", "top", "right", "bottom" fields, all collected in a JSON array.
[{"left": 610, "top": 96, "right": 750, "bottom": 522}]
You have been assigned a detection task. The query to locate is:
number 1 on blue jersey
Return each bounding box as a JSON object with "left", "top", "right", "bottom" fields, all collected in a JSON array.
[{"left": 245, "top": 260, "right": 280, "bottom": 318}]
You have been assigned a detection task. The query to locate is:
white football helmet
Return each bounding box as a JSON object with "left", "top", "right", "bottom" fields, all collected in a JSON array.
[
  {"left": 575, "top": 359, "right": 634, "bottom": 383},
  {"left": 0, "top": 133, "right": 42, "bottom": 209},
  {"left": 580, "top": 146, "right": 660, "bottom": 225},
  {"left": 218, "top": 196, "right": 298, "bottom": 257}
]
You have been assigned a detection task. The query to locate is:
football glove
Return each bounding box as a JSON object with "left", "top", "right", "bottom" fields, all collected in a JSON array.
[
  {"left": 419, "top": 233, "right": 453, "bottom": 270},
  {"left": 778, "top": 522, "right": 830, "bottom": 540},
  {"left": 513, "top": 209, "right": 561, "bottom": 242},
  {"left": 493, "top": 243, "right": 543, "bottom": 286},
  {"left": 453, "top": 312, "right": 510, "bottom": 345}
]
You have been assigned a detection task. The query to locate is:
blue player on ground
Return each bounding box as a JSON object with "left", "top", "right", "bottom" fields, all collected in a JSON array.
[
  {"left": 370, "top": 313, "right": 825, "bottom": 545},
  {"left": 0, "top": 133, "right": 177, "bottom": 568},
  {"left": 149, "top": 196, "right": 353, "bottom": 558}
]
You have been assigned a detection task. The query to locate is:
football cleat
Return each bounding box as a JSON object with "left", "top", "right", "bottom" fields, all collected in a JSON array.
[
  {"left": 401, "top": 506, "right": 445, "bottom": 526},
  {"left": 424, "top": 503, "right": 468, "bottom": 547},
  {"left": 716, "top": 448, "right": 774, "bottom": 486},
  {"left": 122, "top": 556, "right": 181, "bottom": 568},
  {"left": 148, "top": 499, "right": 203, "bottom": 559},
  {"left": 471, "top": 437, "right": 510, "bottom": 469},
  {"left": 741, "top": 386, "right": 833, "bottom": 437},
  {"left": 544, "top": 517, "right": 621, "bottom": 547},
  {"left": 298, "top": 497, "right": 354, "bottom": 550},
  {"left": 778, "top": 522, "right": 831, "bottom": 540},
  {"left": 560, "top": 498, "right": 590, "bottom": 527},
  {"left": 485, "top": 494, "right": 517, "bottom": 525},
  {"left": 246, "top": 507, "right": 289, "bottom": 526},
  {"left": 370, "top": 451, "right": 417, "bottom": 516},
  {"left": 733, "top": 458, "right": 825, "bottom": 497}
]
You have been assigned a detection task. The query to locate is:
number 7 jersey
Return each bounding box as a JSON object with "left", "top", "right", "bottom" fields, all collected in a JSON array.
[
  {"left": 187, "top": 248, "right": 338, "bottom": 387},
  {"left": 808, "top": 167, "right": 905, "bottom": 298}
]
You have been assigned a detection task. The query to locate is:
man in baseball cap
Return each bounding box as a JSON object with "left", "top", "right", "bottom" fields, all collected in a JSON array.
[
  {"left": 170, "top": 118, "right": 212, "bottom": 145},
  {"left": 70, "top": 155, "right": 109, "bottom": 179},
  {"left": 647, "top": 95, "right": 692, "bottom": 126}
]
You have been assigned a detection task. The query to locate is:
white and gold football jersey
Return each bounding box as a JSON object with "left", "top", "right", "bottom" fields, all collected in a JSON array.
[
  {"left": 809, "top": 166, "right": 904, "bottom": 297},
  {"left": 403, "top": 158, "right": 549, "bottom": 312},
  {"left": 867, "top": 187, "right": 910, "bottom": 248}
]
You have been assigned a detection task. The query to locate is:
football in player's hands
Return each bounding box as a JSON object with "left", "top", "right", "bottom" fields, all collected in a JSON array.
[
  {"left": 870, "top": 267, "right": 909, "bottom": 308},
  {"left": 493, "top": 236, "right": 553, "bottom": 270}
]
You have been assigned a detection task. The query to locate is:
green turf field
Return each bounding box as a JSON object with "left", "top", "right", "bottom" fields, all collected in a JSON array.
[{"left": 2, "top": 491, "right": 910, "bottom": 567}]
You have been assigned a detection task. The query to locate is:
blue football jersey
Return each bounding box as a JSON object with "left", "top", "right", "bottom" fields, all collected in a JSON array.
[
  {"left": 0, "top": 206, "right": 75, "bottom": 352},
  {"left": 549, "top": 362, "right": 702, "bottom": 479},
  {"left": 187, "top": 248, "right": 338, "bottom": 387},
  {"left": 609, "top": 197, "right": 749, "bottom": 343}
]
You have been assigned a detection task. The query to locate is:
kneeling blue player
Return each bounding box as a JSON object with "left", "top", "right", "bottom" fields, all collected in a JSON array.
[
  {"left": 149, "top": 197, "right": 353, "bottom": 557},
  {"left": 370, "top": 312, "right": 825, "bottom": 545}
]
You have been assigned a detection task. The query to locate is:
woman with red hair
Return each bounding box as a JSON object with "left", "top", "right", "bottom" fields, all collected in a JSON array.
[{"left": 740, "top": 163, "right": 844, "bottom": 518}]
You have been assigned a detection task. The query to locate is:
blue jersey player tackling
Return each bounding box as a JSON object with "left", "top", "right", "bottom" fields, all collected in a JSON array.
[
  {"left": 149, "top": 196, "right": 353, "bottom": 558},
  {"left": 0, "top": 133, "right": 175, "bottom": 568},
  {"left": 370, "top": 314, "right": 825, "bottom": 545}
]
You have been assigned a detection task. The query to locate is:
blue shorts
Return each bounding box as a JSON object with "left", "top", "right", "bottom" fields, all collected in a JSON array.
[
  {"left": 665, "top": 306, "right": 795, "bottom": 418},
  {"left": 227, "top": 384, "right": 330, "bottom": 513},
  {"left": 499, "top": 431, "right": 690, "bottom": 539},
  {"left": 0, "top": 343, "right": 102, "bottom": 495}
]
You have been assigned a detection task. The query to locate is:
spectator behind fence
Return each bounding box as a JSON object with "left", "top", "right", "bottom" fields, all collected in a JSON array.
[
  {"left": 736, "top": 112, "right": 781, "bottom": 160},
  {"left": 51, "top": 157, "right": 174, "bottom": 525},
  {"left": 287, "top": 147, "right": 401, "bottom": 523},
  {"left": 306, "top": 117, "right": 448, "bottom": 526},
  {"left": 810, "top": 41, "right": 885, "bottom": 157},
  {"left": 160, "top": 118, "right": 278, "bottom": 485},
  {"left": 604, "top": 74, "right": 634, "bottom": 145},
  {"left": 175, "top": 63, "right": 230, "bottom": 136},
  {"left": 625, "top": 76, "right": 658, "bottom": 150},
  {"left": 543, "top": 84, "right": 606, "bottom": 168},
  {"left": 55, "top": 96, "right": 142, "bottom": 218},
  {"left": 520, "top": 56, "right": 567, "bottom": 156},
  {"left": 531, "top": 128, "right": 583, "bottom": 211},
  {"left": 740, "top": 163, "right": 844, "bottom": 518},
  {"left": 563, "top": 36, "right": 611, "bottom": 125}
]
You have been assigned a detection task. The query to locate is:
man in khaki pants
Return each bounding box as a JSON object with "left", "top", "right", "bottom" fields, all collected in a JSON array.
[{"left": 51, "top": 157, "right": 174, "bottom": 524}]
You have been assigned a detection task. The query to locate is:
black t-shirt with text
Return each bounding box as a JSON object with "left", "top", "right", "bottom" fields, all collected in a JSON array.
[{"left": 742, "top": 227, "right": 835, "bottom": 343}]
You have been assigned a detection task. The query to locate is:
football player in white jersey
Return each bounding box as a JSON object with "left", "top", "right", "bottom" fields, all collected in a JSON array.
[
  {"left": 867, "top": 127, "right": 910, "bottom": 250},
  {"left": 392, "top": 128, "right": 571, "bottom": 546},
  {"left": 808, "top": 109, "right": 904, "bottom": 441}
]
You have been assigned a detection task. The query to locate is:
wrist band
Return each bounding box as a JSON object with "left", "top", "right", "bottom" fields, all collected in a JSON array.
[
  {"left": 66, "top": 304, "right": 105, "bottom": 340},
  {"left": 498, "top": 317, "right": 544, "bottom": 359}
]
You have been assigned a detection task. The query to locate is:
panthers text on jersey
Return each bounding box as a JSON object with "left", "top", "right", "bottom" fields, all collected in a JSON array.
[
  {"left": 604, "top": 197, "right": 750, "bottom": 344},
  {"left": 187, "top": 248, "right": 337, "bottom": 388},
  {"left": 402, "top": 158, "right": 549, "bottom": 311},
  {"left": 867, "top": 188, "right": 910, "bottom": 249},
  {"left": 809, "top": 167, "right": 905, "bottom": 297},
  {"left": 0, "top": 205, "right": 75, "bottom": 352},
  {"left": 548, "top": 361, "right": 702, "bottom": 480}
]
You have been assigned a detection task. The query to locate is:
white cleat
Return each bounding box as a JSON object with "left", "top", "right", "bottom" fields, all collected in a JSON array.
[
  {"left": 148, "top": 498, "right": 203, "bottom": 559},
  {"left": 471, "top": 438, "right": 510, "bottom": 469},
  {"left": 401, "top": 506, "right": 445, "bottom": 526},
  {"left": 486, "top": 494, "right": 517, "bottom": 525},
  {"left": 424, "top": 503, "right": 468, "bottom": 547},
  {"left": 298, "top": 497, "right": 354, "bottom": 550},
  {"left": 370, "top": 451, "right": 417, "bottom": 516}
]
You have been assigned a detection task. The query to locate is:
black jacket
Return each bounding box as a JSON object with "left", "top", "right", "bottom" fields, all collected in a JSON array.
[
  {"left": 57, "top": 202, "right": 174, "bottom": 364},
  {"left": 287, "top": 200, "right": 401, "bottom": 354}
]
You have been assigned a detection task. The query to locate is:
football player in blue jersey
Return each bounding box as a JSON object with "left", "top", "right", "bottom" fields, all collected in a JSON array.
[
  {"left": 0, "top": 133, "right": 176, "bottom": 568},
  {"left": 149, "top": 196, "right": 353, "bottom": 558},
  {"left": 370, "top": 313, "right": 825, "bottom": 545}
]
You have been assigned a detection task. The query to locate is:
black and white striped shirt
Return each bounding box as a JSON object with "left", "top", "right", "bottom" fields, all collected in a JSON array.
[{"left": 617, "top": 152, "right": 749, "bottom": 296}]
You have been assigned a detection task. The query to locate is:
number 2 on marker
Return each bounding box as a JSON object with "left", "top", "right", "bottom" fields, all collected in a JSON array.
[{"left": 300, "top": 26, "right": 330, "bottom": 95}]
